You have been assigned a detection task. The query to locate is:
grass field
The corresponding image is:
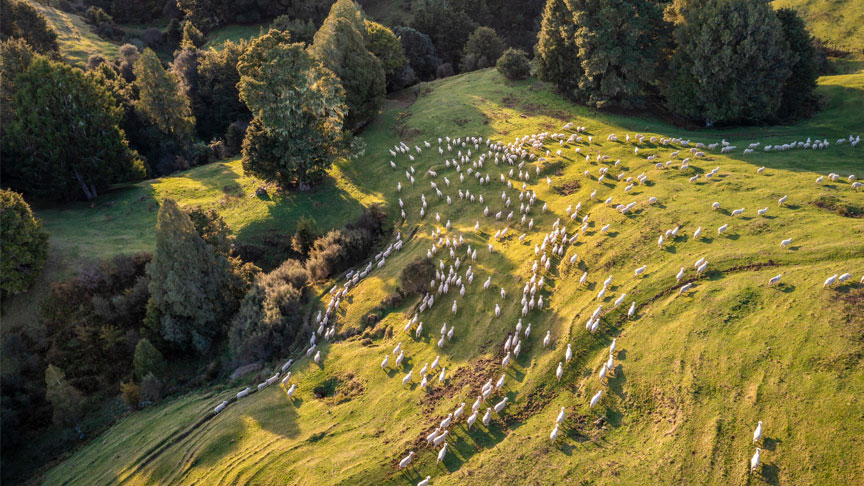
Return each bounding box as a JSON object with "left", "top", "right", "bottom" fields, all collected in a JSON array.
[
  {"left": 203, "top": 22, "right": 271, "bottom": 49},
  {"left": 774, "top": 0, "right": 864, "bottom": 53},
  {"left": 29, "top": 2, "right": 120, "bottom": 65},
  {"left": 38, "top": 64, "right": 864, "bottom": 486}
]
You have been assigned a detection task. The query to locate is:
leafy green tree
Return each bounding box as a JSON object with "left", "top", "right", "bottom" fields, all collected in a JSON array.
[
  {"left": 181, "top": 20, "right": 205, "bottom": 49},
  {"left": 310, "top": 10, "right": 386, "bottom": 130},
  {"left": 196, "top": 39, "right": 250, "bottom": 140},
  {"left": 133, "top": 49, "right": 195, "bottom": 140},
  {"left": 0, "top": 189, "right": 48, "bottom": 297},
  {"left": 238, "top": 30, "right": 347, "bottom": 187},
  {"left": 0, "top": 0, "right": 58, "bottom": 54},
  {"left": 133, "top": 338, "right": 167, "bottom": 379},
  {"left": 44, "top": 364, "right": 85, "bottom": 427},
  {"left": 664, "top": 0, "right": 791, "bottom": 125},
  {"left": 1, "top": 57, "right": 146, "bottom": 201},
  {"left": 775, "top": 8, "right": 819, "bottom": 121},
  {"left": 392, "top": 26, "right": 441, "bottom": 81},
  {"left": 461, "top": 26, "right": 505, "bottom": 72},
  {"left": 229, "top": 259, "right": 309, "bottom": 362},
  {"left": 272, "top": 15, "right": 317, "bottom": 44},
  {"left": 411, "top": 0, "right": 477, "bottom": 68},
  {"left": 0, "top": 38, "right": 34, "bottom": 126},
  {"left": 497, "top": 47, "right": 531, "bottom": 80},
  {"left": 146, "top": 198, "right": 237, "bottom": 353},
  {"left": 364, "top": 20, "right": 406, "bottom": 76},
  {"left": 535, "top": 0, "right": 580, "bottom": 92}
]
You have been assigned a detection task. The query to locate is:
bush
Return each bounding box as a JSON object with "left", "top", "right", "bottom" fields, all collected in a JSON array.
[
  {"left": 305, "top": 206, "right": 388, "bottom": 281},
  {"left": 497, "top": 48, "right": 531, "bottom": 80},
  {"left": 0, "top": 189, "right": 49, "bottom": 296},
  {"left": 133, "top": 338, "right": 167, "bottom": 379},
  {"left": 272, "top": 15, "right": 317, "bottom": 44},
  {"left": 140, "top": 27, "right": 163, "bottom": 48},
  {"left": 139, "top": 373, "right": 163, "bottom": 403},
  {"left": 120, "top": 381, "right": 141, "bottom": 410},
  {"left": 400, "top": 257, "right": 435, "bottom": 295},
  {"left": 0, "top": 0, "right": 59, "bottom": 53},
  {"left": 291, "top": 216, "right": 318, "bottom": 258}
]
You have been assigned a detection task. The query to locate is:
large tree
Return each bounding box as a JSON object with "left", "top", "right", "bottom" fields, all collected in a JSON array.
[
  {"left": 535, "top": 0, "right": 581, "bottom": 93},
  {"left": 460, "top": 26, "right": 505, "bottom": 72},
  {"left": 145, "top": 198, "right": 236, "bottom": 353},
  {"left": 411, "top": 0, "right": 477, "bottom": 69},
  {"left": 393, "top": 26, "right": 441, "bottom": 82},
  {"left": 0, "top": 0, "right": 58, "bottom": 54},
  {"left": 0, "top": 189, "right": 48, "bottom": 296},
  {"left": 44, "top": 365, "right": 85, "bottom": 427},
  {"left": 364, "top": 20, "right": 406, "bottom": 77},
  {"left": 133, "top": 49, "right": 195, "bottom": 141},
  {"left": 238, "top": 30, "right": 347, "bottom": 187},
  {"left": 310, "top": 3, "right": 385, "bottom": 130},
  {"left": 775, "top": 8, "right": 819, "bottom": 121},
  {"left": 1, "top": 56, "right": 146, "bottom": 201},
  {"left": 196, "top": 39, "right": 250, "bottom": 140},
  {"left": 664, "top": 0, "right": 791, "bottom": 125}
]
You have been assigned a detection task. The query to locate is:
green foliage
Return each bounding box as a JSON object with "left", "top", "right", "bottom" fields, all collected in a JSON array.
[
  {"left": 310, "top": 5, "right": 386, "bottom": 130},
  {"left": 460, "top": 26, "right": 505, "bottom": 72},
  {"left": 364, "top": 20, "right": 406, "bottom": 76},
  {"left": 1, "top": 56, "right": 146, "bottom": 201},
  {"left": 0, "top": 38, "right": 34, "bottom": 142},
  {"left": 0, "top": 0, "right": 59, "bottom": 53},
  {"left": 133, "top": 49, "right": 196, "bottom": 140},
  {"left": 411, "top": 0, "right": 477, "bottom": 68},
  {"left": 664, "top": 0, "right": 792, "bottom": 125},
  {"left": 392, "top": 26, "right": 441, "bottom": 81},
  {"left": 776, "top": 8, "right": 820, "bottom": 121},
  {"left": 0, "top": 189, "right": 48, "bottom": 297},
  {"left": 120, "top": 381, "right": 141, "bottom": 410},
  {"left": 133, "top": 338, "right": 167, "bottom": 379},
  {"left": 238, "top": 30, "right": 348, "bottom": 187},
  {"left": 196, "top": 39, "right": 250, "bottom": 141},
  {"left": 44, "top": 365, "right": 85, "bottom": 427},
  {"left": 272, "top": 15, "right": 317, "bottom": 44},
  {"left": 139, "top": 373, "right": 163, "bottom": 402},
  {"left": 400, "top": 257, "right": 435, "bottom": 295},
  {"left": 536, "top": 0, "right": 665, "bottom": 108},
  {"left": 291, "top": 216, "right": 318, "bottom": 257},
  {"left": 496, "top": 47, "right": 531, "bottom": 80},
  {"left": 229, "top": 259, "right": 309, "bottom": 362},
  {"left": 84, "top": 6, "right": 113, "bottom": 26},
  {"left": 146, "top": 199, "right": 237, "bottom": 353},
  {"left": 305, "top": 205, "right": 388, "bottom": 281},
  {"left": 181, "top": 21, "right": 205, "bottom": 50}
]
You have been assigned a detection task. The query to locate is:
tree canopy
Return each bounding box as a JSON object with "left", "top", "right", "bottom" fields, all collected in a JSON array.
[
  {"left": 133, "top": 49, "right": 196, "bottom": 140},
  {"left": 0, "top": 0, "right": 58, "bottom": 54},
  {"left": 0, "top": 189, "right": 49, "bottom": 297},
  {"left": 461, "top": 26, "right": 505, "bottom": 72},
  {"left": 238, "top": 29, "right": 348, "bottom": 187}
]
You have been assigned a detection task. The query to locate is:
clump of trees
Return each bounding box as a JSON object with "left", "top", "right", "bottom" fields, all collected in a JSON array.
[
  {"left": 497, "top": 48, "right": 531, "bottom": 80},
  {"left": 305, "top": 205, "right": 389, "bottom": 281},
  {"left": 0, "top": 189, "right": 49, "bottom": 296},
  {"left": 238, "top": 29, "right": 348, "bottom": 188},
  {"left": 0, "top": 0, "right": 58, "bottom": 54},
  {"left": 461, "top": 26, "right": 505, "bottom": 72},
  {"left": 535, "top": 0, "right": 822, "bottom": 125}
]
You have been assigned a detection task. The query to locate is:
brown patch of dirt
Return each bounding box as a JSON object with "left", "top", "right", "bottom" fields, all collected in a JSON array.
[
  {"left": 555, "top": 181, "right": 581, "bottom": 195},
  {"left": 813, "top": 195, "right": 864, "bottom": 218}
]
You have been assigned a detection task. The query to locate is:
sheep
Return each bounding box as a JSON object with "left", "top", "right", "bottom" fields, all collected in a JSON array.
[
  {"left": 418, "top": 475, "right": 432, "bottom": 486},
  {"left": 780, "top": 238, "right": 792, "bottom": 248},
  {"left": 565, "top": 344, "right": 573, "bottom": 363},
  {"left": 483, "top": 407, "right": 492, "bottom": 426},
  {"left": 627, "top": 302, "right": 636, "bottom": 319},
  {"left": 402, "top": 370, "right": 413, "bottom": 386},
  {"left": 679, "top": 282, "right": 693, "bottom": 295},
  {"left": 731, "top": 208, "right": 745, "bottom": 217},
  {"left": 381, "top": 354, "right": 389, "bottom": 370},
  {"left": 694, "top": 227, "right": 702, "bottom": 239},
  {"left": 433, "top": 430, "right": 448, "bottom": 447},
  {"left": 494, "top": 397, "right": 509, "bottom": 413},
  {"left": 718, "top": 224, "right": 728, "bottom": 235},
  {"left": 823, "top": 274, "right": 838, "bottom": 288},
  {"left": 614, "top": 293, "right": 627, "bottom": 308},
  {"left": 634, "top": 265, "right": 647, "bottom": 277},
  {"left": 544, "top": 331, "right": 552, "bottom": 348},
  {"left": 757, "top": 166, "right": 765, "bottom": 174},
  {"left": 556, "top": 361, "right": 563, "bottom": 382},
  {"left": 287, "top": 383, "right": 297, "bottom": 398},
  {"left": 750, "top": 448, "right": 761, "bottom": 473},
  {"left": 237, "top": 387, "right": 251, "bottom": 399},
  {"left": 467, "top": 410, "right": 478, "bottom": 429},
  {"left": 778, "top": 195, "right": 788, "bottom": 206},
  {"left": 712, "top": 202, "right": 721, "bottom": 211},
  {"left": 399, "top": 451, "right": 415, "bottom": 470},
  {"left": 838, "top": 272, "right": 852, "bottom": 283},
  {"left": 590, "top": 390, "right": 603, "bottom": 408},
  {"left": 769, "top": 274, "right": 782, "bottom": 286},
  {"left": 753, "top": 421, "right": 763, "bottom": 443}
]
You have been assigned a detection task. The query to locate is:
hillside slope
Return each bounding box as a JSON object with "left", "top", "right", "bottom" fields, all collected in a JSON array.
[
  {"left": 28, "top": 2, "right": 119, "bottom": 65},
  {"left": 773, "top": 0, "right": 864, "bottom": 53},
  {"left": 41, "top": 68, "right": 864, "bottom": 486}
]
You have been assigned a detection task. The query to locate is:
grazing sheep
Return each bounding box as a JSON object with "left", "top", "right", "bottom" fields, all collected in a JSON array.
[
  {"left": 780, "top": 238, "right": 792, "bottom": 248},
  {"left": 400, "top": 451, "right": 415, "bottom": 469},
  {"left": 753, "top": 421, "right": 763, "bottom": 443},
  {"left": 556, "top": 362, "right": 563, "bottom": 382},
  {"left": 769, "top": 274, "right": 782, "bottom": 286},
  {"left": 750, "top": 448, "right": 761, "bottom": 473},
  {"left": 590, "top": 390, "right": 603, "bottom": 408},
  {"left": 824, "top": 274, "right": 838, "bottom": 288}
]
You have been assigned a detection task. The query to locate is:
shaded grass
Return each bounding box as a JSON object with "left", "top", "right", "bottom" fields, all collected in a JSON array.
[{"left": 30, "top": 2, "right": 119, "bottom": 65}]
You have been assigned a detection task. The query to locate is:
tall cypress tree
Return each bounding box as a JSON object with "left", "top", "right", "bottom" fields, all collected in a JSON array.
[
  {"left": 664, "top": 0, "right": 791, "bottom": 125},
  {"left": 146, "top": 198, "right": 235, "bottom": 353},
  {"left": 536, "top": 0, "right": 580, "bottom": 91},
  {"left": 310, "top": 2, "right": 385, "bottom": 130},
  {"left": 133, "top": 49, "right": 195, "bottom": 140}
]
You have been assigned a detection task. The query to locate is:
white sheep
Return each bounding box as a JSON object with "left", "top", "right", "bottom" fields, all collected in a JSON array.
[
  {"left": 590, "top": 390, "right": 603, "bottom": 408},
  {"left": 399, "top": 451, "right": 415, "bottom": 469},
  {"left": 769, "top": 274, "right": 782, "bottom": 286},
  {"left": 823, "top": 274, "right": 838, "bottom": 287},
  {"left": 753, "top": 421, "right": 763, "bottom": 443},
  {"left": 750, "top": 448, "right": 761, "bottom": 473},
  {"left": 556, "top": 361, "right": 563, "bottom": 382}
]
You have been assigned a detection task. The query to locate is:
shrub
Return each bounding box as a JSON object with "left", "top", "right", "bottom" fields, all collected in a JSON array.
[
  {"left": 120, "top": 381, "right": 141, "bottom": 410},
  {"left": 460, "top": 26, "right": 504, "bottom": 72},
  {"left": 0, "top": 0, "right": 59, "bottom": 53},
  {"left": 0, "top": 189, "right": 48, "bottom": 296},
  {"left": 133, "top": 338, "right": 167, "bottom": 379},
  {"left": 497, "top": 48, "right": 531, "bottom": 80},
  {"left": 400, "top": 257, "right": 435, "bottom": 295},
  {"left": 139, "top": 373, "right": 163, "bottom": 403}
]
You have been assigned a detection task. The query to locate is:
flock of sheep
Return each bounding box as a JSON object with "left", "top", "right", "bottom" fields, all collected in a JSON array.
[{"left": 213, "top": 122, "right": 860, "bottom": 484}]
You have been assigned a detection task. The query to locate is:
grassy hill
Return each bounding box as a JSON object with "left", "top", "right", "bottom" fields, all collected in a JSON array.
[
  {"left": 29, "top": 2, "right": 120, "bottom": 65},
  {"left": 38, "top": 65, "right": 864, "bottom": 486},
  {"left": 773, "top": 0, "right": 864, "bottom": 53}
]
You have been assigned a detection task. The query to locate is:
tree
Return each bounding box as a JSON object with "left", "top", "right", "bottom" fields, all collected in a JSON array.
[
  {"left": 181, "top": 20, "right": 205, "bottom": 49},
  {"left": 535, "top": 0, "right": 581, "bottom": 92},
  {"left": 364, "top": 20, "right": 406, "bottom": 76},
  {"left": 272, "top": 15, "right": 317, "bottom": 44},
  {"left": 291, "top": 216, "right": 317, "bottom": 257},
  {"left": 133, "top": 338, "right": 167, "bottom": 379},
  {"left": 310, "top": 8, "right": 386, "bottom": 130},
  {"left": 120, "top": 381, "right": 141, "bottom": 410},
  {"left": 461, "top": 26, "right": 505, "bottom": 72},
  {"left": 44, "top": 365, "right": 85, "bottom": 427},
  {"left": 133, "top": 49, "right": 195, "bottom": 140},
  {"left": 392, "top": 26, "right": 441, "bottom": 82},
  {"left": 0, "top": 38, "right": 34, "bottom": 126},
  {"left": 411, "top": 0, "right": 477, "bottom": 69},
  {"left": 0, "top": 0, "right": 58, "bottom": 54},
  {"left": 238, "top": 30, "right": 347, "bottom": 187},
  {"left": 1, "top": 56, "right": 146, "bottom": 201},
  {"left": 497, "top": 47, "right": 531, "bottom": 80},
  {"left": 0, "top": 189, "right": 48, "bottom": 296},
  {"left": 146, "top": 198, "right": 236, "bottom": 353},
  {"left": 196, "top": 39, "right": 250, "bottom": 140},
  {"left": 664, "top": 0, "right": 792, "bottom": 125},
  {"left": 775, "top": 8, "right": 819, "bottom": 121},
  {"left": 229, "top": 259, "right": 309, "bottom": 362}
]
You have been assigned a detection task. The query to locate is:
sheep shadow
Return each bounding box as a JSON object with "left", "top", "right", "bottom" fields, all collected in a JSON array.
[
  {"left": 760, "top": 463, "right": 781, "bottom": 485},
  {"left": 606, "top": 231, "right": 620, "bottom": 238},
  {"left": 787, "top": 246, "right": 802, "bottom": 251},
  {"left": 664, "top": 245, "right": 678, "bottom": 254},
  {"left": 761, "top": 436, "right": 781, "bottom": 452},
  {"left": 783, "top": 204, "right": 801, "bottom": 210},
  {"left": 776, "top": 283, "right": 796, "bottom": 294}
]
